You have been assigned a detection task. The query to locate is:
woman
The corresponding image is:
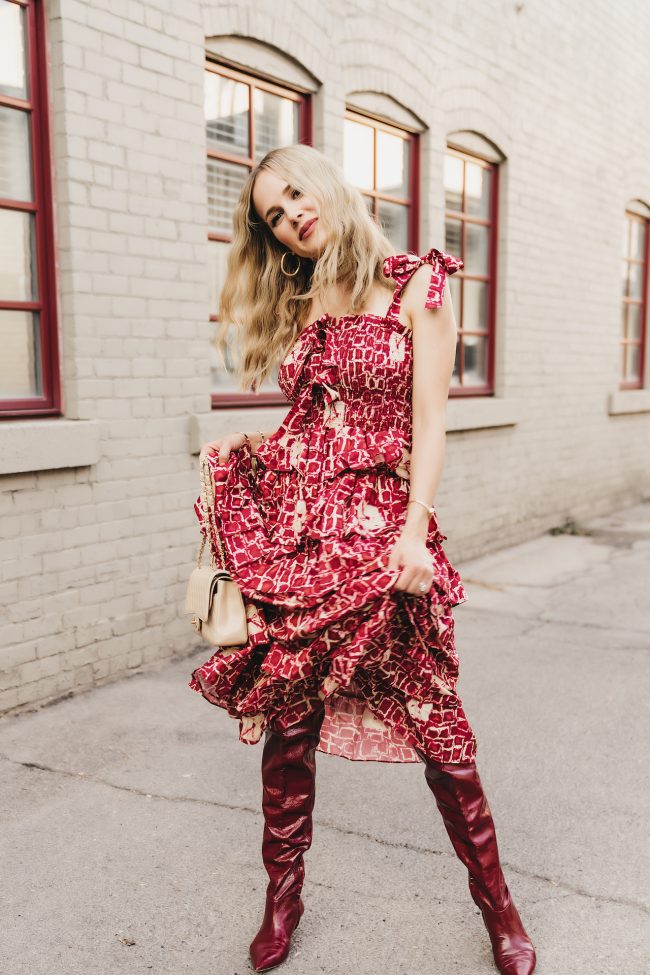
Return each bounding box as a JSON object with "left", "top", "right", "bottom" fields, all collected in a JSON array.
[{"left": 190, "top": 144, "right": 536, "bottom": 974}]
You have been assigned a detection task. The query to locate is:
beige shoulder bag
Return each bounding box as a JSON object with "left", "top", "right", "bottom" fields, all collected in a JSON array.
[{"left": 184, "top": 455, "right": 248, "bottom": 648}]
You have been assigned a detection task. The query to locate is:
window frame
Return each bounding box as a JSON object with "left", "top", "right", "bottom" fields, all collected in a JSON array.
[
  {"left": 205, "top": 57, "right": 313, "bottom": 409},
  {"left": 445, "top": 142, "right": 499, "bottom": 398},
  {"left": 0, "top": 0, "right": 61, "bottom": 419},
  {"left": 343, "top": 106, "right": 420, "bottom": 253},
  {"left": 620, "top": 208, "right": 649, "bottom": 391}
]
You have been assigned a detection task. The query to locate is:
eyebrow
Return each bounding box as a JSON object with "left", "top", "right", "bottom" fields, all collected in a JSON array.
[{"left": 264, "top": 184, "right": 292, "bottom": 221}]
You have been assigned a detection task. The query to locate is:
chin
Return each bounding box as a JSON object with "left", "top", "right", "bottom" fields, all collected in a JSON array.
[{"left": 306, "top": 229, "right": 327, "bottom": 259}]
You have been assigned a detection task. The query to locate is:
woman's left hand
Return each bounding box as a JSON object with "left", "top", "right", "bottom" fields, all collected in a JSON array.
[{"left": 386, "top": 532, "right": 436, "bottom": 595}]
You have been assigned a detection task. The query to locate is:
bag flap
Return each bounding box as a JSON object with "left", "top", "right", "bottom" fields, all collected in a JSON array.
[{"left": 184, "top": 565, "right": 231, "bottom": 620}]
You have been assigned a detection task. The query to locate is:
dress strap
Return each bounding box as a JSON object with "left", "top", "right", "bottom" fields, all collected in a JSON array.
[{"left": 383, "top": 246, "right": 464, "bottom": 320}]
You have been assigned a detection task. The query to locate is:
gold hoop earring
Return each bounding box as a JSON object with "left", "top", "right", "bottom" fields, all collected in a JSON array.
[{"left": 280, "top": 251, "right": 301, "bottom": 277}]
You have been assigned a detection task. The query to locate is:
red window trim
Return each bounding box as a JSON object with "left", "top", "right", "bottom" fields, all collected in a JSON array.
[
  {"left": 620, "top": 210, "right": 649, "bottom": 391},
  {"left": 0, "top": 0, "right": 61, "bottom": 419},
  {"left": 343, "top": 107, "right": 420, "bottom": 253},
  {"left": 207, "top": 58, "right": 314, "bottom": 409},
  {"left": 445, "top": 142, "right": 499, "bottom": 398}
]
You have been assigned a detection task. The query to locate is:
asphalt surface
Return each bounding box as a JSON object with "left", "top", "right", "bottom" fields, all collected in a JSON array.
[{"left": 1, "top": 500, "right": 649, "bottom": 975}]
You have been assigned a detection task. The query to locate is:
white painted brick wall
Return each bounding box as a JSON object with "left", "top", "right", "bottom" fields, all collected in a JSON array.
[{"left": 1, "top": 0, "right": 649, "bottom": 715}]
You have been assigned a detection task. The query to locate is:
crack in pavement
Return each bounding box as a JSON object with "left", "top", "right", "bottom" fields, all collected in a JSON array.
[
  {"left": 2, "top": 751, "right": 647, "bottom": 918},
  {"left": 461, "top": 604, "right": 650, "bottom": 640}
]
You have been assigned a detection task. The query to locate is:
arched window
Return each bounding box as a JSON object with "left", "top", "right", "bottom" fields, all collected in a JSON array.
[
  {"left": 444, "top": 132, "right": 503, "bottom": 397},
  {"left": 621, "top": 201, "right": 649, "bottom": 390},
  {"left": 204, "top": 41, "right": 316, "bottom": 407},
  {"left": 344, "top": 95, "right": 421, "bottom": 252}
]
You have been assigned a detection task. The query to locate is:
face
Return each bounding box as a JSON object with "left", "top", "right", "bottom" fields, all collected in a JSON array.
[{"left": 252, "top": 168, "right": 327, "bottom": 259}]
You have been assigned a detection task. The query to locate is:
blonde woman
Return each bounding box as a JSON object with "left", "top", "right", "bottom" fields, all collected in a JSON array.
[{"left": 190, "top": 144, "right": 536, "bottom": 974}]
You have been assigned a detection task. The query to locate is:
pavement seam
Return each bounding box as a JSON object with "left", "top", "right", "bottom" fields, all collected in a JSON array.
[
  {"left": 2, "top": 751, "right": 647, "bottom": 918},
  {"left": 461, "top": 605, "right": 650, "bottom": 639}
]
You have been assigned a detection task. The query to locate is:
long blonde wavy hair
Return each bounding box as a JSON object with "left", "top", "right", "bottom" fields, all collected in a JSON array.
[{"left": 216, "top": 144, "right": 398, "bottom": 392}]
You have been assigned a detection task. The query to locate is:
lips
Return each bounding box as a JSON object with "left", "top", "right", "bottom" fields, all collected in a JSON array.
[{"left": 299, "top": 218, "right": 317, "bottom": 240}]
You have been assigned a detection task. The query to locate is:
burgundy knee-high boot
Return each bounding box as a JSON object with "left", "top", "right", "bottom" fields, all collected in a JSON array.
[
  {"left": 423, "top": 759, "right": 536, "bottom": 975},
  {"left": 249, "top": 704, "right": 326, "bottom": 973}
]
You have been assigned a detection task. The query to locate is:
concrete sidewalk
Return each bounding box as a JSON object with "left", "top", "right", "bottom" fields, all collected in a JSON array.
[{"left": 1, "top": 501, "right": 649, "bottom": 975}]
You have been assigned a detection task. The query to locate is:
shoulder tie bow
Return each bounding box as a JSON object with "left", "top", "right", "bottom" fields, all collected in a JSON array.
[{"left": 383, "top": 246, "right": 464, "bottom": 310}]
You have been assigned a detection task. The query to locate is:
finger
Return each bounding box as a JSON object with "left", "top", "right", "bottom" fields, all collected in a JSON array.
[
  {"left": 386, "top": 551, "right": 400, "bottom": 571},
  {"left": 412, "top": 575, "right": 433, "bottom": 596},
  {"left": 393, "top": 570, "right": 408, "bottom": 590},
  {"left": 400, "top": 569, "right": 416, "bottom": 592},
  {"left": 404, "top": 573, "right": 420, "bottom": 595}
]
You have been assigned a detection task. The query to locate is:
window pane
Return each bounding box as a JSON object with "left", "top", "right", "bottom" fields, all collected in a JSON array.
[
  {"left": 445, "top": 218, "right": 462, "bottom": 257},
  {"left": 344, "top": 119, "right": 374, "bottom": 190},
  {"left": 0, "top": 309, "right": 41, "bottom": 397},
  {"left": 444, "top": 154, "right": 463, "bottom": 212},
  {"left": 626, "top": 261, "right": 644, "bottom": 299},
  {"left": 462, "top": 334, "right": 487, "bottom": 386},
  {"left": 208, "top": 238, "right": 230, "bottom": 317},
  {"left": 363, "top": 193, "right": 374, "bottom": 218},
  {"left": 0, "top": 106, "right": 33, "bottom": 201},
  {"left": 207, "top": 159, "right": 249, "bottom": 235},
  {"left": 465, "top": 162, "right": 490, "bottom": 219},
  {"left": 629, "top": 219, "right": 646, "bottom": 260},
  {"left": 377, "top": 200, "right": 408, "bottom": 251},
  {"left": 0, "top": 209, "right": 37, "bottom": 300},
  {"left": 627, "top": 343, "right": 641, "bottom": 382},
  {"left": 627, "top": 303, "right": 642, "bottom": 340},
  {"left": 463, "top": 279, "right": 488, "bottom": 331},
  {"left": 205, "top": 73, "right": 250, "bottom": 156},
  {"left": 376, "top": 131, "right": 408, "bottom": 196},
  {"left": 465, "top": 222, "right": 489, "bottom": 276},
  {"left": 621, "top": 259, "right": 629, "bottom": 296},
  {"left": 253, "top": 89, "right": 299, "bottom": 161},
  {"left": 0, "top": 2, "right": 28, "bottom": 99},
  {"left": 211, "top": 320, "right": 241, "bottom": 392}
]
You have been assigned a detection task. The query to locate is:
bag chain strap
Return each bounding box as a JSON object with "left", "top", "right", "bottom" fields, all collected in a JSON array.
[{"left": 197, "top": 456, "right": 228, "bottom": 572}]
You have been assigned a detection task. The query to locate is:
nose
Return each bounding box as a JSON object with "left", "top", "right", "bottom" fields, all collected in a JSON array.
[{"left": 289, "top": 204, "right": 304, "bottom": 226}]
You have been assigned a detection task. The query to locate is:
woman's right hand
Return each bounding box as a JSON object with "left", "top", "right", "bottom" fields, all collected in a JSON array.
[{"left": 199, "top": 431, "right": 248, "bottom": 466}]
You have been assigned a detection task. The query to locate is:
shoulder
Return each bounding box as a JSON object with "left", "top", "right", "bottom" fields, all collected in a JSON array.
[{"left": 399, "top": 262, "right": 438, "bottom": 311}]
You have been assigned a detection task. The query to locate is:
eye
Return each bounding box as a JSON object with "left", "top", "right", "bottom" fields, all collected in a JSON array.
[{"left": 270, "top": 189, "right": 302, "bottom": 228}]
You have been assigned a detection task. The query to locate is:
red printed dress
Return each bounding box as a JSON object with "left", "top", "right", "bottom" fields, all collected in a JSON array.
[{"left": 188, "top": 247, "right": 477, "bottom": 764}]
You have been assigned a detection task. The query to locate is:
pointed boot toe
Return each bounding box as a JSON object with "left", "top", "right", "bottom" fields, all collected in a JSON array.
[
  {"left": 249, "top": 893, "right": 305, "bottom": 972},
  {"left": 469, "top": 879, "right": 536, "bottom": 975}
]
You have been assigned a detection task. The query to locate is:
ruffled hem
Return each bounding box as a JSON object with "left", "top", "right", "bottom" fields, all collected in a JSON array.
[
  {"left": 188, "top": 583, "right": 476, "bottom": 764},
  {"left": 189, "top": 445, "right": 475, "bottom": 764}
]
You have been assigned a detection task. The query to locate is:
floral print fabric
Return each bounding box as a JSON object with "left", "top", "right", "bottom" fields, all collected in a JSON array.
[{"left": 188, "top": 247, "right": 478, "bottom": 764}]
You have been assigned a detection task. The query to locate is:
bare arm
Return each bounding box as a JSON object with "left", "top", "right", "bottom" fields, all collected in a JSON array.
[
  {"left": 401, "top": 262, "right": 458, "bottom": 540},
  {"left": 386, "top": 262, "right": 458, "bottom": 594}
]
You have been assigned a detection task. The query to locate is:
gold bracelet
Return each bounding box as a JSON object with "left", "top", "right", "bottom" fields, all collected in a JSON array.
[
  {"left": 240, "top": 431, "right": 266, "bottom": 453},
  {"left": 408, "top": 498, "right": 434, "bottom": 517}
]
